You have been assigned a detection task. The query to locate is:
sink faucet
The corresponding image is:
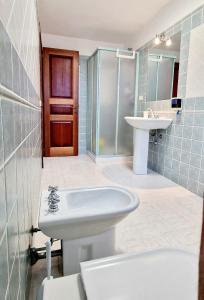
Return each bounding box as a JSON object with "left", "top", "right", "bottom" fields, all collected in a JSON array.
[
  {"left": 48, "top": 186, "right": 60, "bottom": 213},
  {"left": 147, "top": 108, "right": 159, "bottom": 118}
]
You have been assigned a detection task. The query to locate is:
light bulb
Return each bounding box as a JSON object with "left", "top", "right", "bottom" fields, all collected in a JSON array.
[
  {"left": 154, "top": 35, "right": 161, "bottom": 45},
  {"left": 166, "top": 38, "right": 172, "bottom": 47}
]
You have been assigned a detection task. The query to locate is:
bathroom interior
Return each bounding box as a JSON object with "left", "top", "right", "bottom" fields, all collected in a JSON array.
[{"left": 0, "top": 0, "right": 204, "bottom": 299}]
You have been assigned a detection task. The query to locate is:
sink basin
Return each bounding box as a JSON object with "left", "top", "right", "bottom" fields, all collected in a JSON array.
[
  {"left": 125, "top": 116, "right": 172, "bottom": 175},
  {"left": 125, "top": 117, "right": 172, "bottom": 130},
  {"left": 39, "top": 186, "right": 139, "bottom": 275}
]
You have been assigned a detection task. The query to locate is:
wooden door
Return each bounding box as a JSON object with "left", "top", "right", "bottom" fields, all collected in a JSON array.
[{"left": 43, "top": 48, "right": 79, "bottom": 156}]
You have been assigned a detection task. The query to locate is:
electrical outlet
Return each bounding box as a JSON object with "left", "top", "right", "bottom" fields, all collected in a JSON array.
[{"left": 139, "top": 95, "right": 144, "bottom": 101}]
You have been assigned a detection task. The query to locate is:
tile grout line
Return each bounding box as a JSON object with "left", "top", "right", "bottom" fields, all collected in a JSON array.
[
  {"left": 1, "top": 3, "right": 40, "bottom": 99},
  {"left": 0, "top": 123, "right": 40, "bottom": 172}
]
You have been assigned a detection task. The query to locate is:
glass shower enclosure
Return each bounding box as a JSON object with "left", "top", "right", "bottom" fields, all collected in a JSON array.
[{"left": 87, "top": 48, "right": 138, "bottom": 158}]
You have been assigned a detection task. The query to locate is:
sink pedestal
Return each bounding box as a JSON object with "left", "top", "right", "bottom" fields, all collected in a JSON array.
[
  {"left": 63, "top": 228, "right": 115, "bottom": 275},
  {"left": 125, "top": 116, "right": 172, "bottom": 175},
  {"left": 133, "top": 129, "right": 149, "bottom": 175}
]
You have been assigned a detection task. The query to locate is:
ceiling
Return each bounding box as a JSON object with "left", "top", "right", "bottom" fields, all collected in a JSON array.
[{"left": 37, "top": 0, "right": 173, "bottom": 45}]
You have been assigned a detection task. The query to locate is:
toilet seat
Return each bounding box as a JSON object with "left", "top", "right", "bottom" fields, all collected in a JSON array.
[
  {"left": 42, "top": 249, "right": 198, "bottom": 300},
  {"left": 81, "top": 249, "right": 198, "bottom": 300}
]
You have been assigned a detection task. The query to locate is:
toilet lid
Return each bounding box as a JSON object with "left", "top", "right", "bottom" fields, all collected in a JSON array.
[
  {"left": 81, "top": 249, "right": 198, "bottom": 300},
  {"left": 42, "top": 274, "right": 85, "bottom": 300}
]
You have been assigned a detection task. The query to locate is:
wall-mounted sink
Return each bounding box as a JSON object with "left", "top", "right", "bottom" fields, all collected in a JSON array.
[
  {"left": 125, "top": 117, "right": 172, "bottom": 130},
  {"left": 125, "top": 116, "right": 172, "bottom": 175}
]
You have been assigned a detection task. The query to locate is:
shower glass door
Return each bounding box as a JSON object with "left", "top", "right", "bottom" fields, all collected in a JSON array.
[
  {"left": 98, "top": 50, "right": 118, "bottom": 155},
  {"left": 91, "top": 53, "right": 98, "bottom": 154},
  {"left": 117, "top": 58, "right": 135, "bottom": 155},
  {"left": 87, "top": 48, "right": 137, "bottom": 157},
  {"left": 87, "top": 53, "right": 98, "bottom": 155},
  {"left": 87, "top": 57, "right": 93, "bottom": 153}
]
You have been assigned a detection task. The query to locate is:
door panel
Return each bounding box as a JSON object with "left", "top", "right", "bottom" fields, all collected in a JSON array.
[
  {"left": 50, "top": 121, "right": 73, "bottom": 147},
  {"left": 43, "top": 48, "right": 79, "bottom": 156},
  {"left": 50, "top": 105, "right": 73, "bottom": 115},
  {"left": 50, "top": 55, "right": 72, "bottom": 98}
]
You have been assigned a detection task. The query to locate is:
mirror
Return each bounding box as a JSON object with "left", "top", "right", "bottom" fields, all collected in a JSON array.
[{"left": 147, "top": 32, "right": 181, "bottom": 101}]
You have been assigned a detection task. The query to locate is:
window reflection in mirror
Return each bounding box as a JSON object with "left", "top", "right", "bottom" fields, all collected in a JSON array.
[{"left": 147, "top": 32, "right": 181, "bottom": 101}]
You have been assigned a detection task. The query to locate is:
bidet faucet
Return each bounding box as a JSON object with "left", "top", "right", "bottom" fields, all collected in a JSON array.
[{"left": 48, "top": 186, "right": 60, "bottom": 213}]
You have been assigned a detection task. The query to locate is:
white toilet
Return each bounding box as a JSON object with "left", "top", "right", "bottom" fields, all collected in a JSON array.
[{"left": 41, "top": 249, "right": 198, "bottom": 300}]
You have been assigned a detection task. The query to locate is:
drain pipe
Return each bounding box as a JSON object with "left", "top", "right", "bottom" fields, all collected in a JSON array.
[
  {"left": 45, "top": 240, "right": 53, "bottom": 280},
  {"left": 30, "top": 227, "right": 62, "bottom": 265},
  {"left": 37, "top": 240, "right": 53, "bottom": 300},
  {"left": 29, "top": 237, "right": 62, "bottom": 265},
  {"left": 29, "top": 245, "right": 62, "bottom": 265}
]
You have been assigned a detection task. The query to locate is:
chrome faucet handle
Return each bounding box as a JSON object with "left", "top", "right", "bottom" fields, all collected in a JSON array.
[
  {"left": 47, "top": 186, "right": 60, "bottom": 213},
  {"left": 48, "top": 185, "right": 58, "bottom": 193},
  {"left": 48, "top": 194, "right": 60, "bottom": 203},
  {"left": 48, "top": 202, "right": 59, "bottom": 213},
  {"left": 48, "top": 193, "right": 59, "bottom": 199}
]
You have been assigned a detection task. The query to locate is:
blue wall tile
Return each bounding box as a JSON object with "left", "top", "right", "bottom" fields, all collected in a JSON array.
[{"left": 0, "top": 13, "right": 41, "bottom": 300}]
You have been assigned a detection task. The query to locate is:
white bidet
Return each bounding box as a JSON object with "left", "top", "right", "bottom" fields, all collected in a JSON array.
[{"left": 39, "top": 186, "right": 139, "bottom": 275}]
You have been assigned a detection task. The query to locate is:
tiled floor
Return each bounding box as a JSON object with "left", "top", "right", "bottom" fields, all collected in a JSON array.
[{"left": 29, "top": 155, "right": 203, "bottom": 299}]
